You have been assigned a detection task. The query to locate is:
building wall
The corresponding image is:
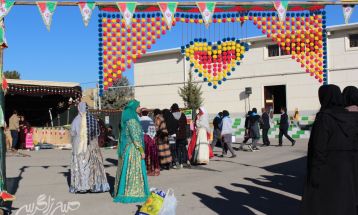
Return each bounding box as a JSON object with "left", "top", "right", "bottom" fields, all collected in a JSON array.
[{"left": 134, "top": 28, "right": 358, "bottom": 117}]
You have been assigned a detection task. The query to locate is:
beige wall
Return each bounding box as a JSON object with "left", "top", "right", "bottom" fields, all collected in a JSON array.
[{"left": 134, "top": 27, "right": 358, "bottom": 117}]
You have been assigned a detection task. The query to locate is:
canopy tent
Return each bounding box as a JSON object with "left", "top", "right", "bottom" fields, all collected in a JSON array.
[{"left": 5, "top": 79, "right": 81, "bottom": 127}]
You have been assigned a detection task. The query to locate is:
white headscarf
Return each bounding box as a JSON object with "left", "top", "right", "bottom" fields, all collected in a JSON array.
[
  {"left": 78, "top": 102, "right": 88, "bottom": 154},
  {"left": 196, "top": 107, "right": 210, "bottom": 132}
]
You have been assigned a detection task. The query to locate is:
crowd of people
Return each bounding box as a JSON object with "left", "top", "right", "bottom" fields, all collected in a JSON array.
[
  {"left": 67, "top": 84, "right": 358, "bottom": 212},
  {"left": 6, "top": 111, "right": 32, "bottom": 151}
]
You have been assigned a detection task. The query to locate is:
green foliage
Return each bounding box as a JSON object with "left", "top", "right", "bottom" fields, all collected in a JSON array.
[
  {"left": 178, "top": 70, "right": 204, "bottom": 110},
  {"left": 4, "top": 70, "right": 20, "bottom": 79},
  {"left": 101, "top": 77, "right": 134, "bottom": 109}
]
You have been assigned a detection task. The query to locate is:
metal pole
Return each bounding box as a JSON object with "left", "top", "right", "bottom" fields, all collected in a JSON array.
[{"left": 0, "top": 46, "right": 6, "bottom": 191}]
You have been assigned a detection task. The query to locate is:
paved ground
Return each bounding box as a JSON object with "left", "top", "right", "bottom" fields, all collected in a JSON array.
[{"left": 5, "top": 139, "right": 308, "bottom": 215}]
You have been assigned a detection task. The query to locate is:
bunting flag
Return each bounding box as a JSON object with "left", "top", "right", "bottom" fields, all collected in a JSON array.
[
  {"left": 273, "top": 0, "right": 289, "bottom": 22},
  {"left": 78, "top": 2, "right": 96, "bottom": 27},
  {"left": 116, "top": 2, "right": 137, "bottom": 27},
  {"left": 37, "top": 1, "right": 57, "bottom": 31},
  {"left": 343, "top": 5, "right": 355, "bottom": 24},
  {"left": 0, "top": 0, "right": 14, "bottom": 20},
  {"left": 158, "top": 2, "right": 177, "bottom": 29},
  {"left": 196, "top": 2, "right": 216, "bottom": 27},
  {"left": 1, "top": 73, "right": 8, "bottom": 93},
  {"left": 0, "top": 20, "right": 7, "bottom": 48}
]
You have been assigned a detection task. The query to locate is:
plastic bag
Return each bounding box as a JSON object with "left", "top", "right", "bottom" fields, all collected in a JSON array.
[
  {"left": 138, "top": 189, "right": 166, "bottom": 215},
  {"left": 158, "top": 189, "right": 177, "bottom": 215}
]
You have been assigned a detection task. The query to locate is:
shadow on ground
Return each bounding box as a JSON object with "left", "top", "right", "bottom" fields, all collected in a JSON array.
[{"left": 193, "top": 157, "right": 306, "bottom": 215}]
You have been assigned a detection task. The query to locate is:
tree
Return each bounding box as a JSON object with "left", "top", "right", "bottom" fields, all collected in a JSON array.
[
  {"left": 4, "top": 70, "right": 20, "bottom": 79},
  {"left": 178, "top": 70, "right": 204, "bottom": 110},
  {"left": 101, "top": 76, "right": 134, "bottom": 109}
]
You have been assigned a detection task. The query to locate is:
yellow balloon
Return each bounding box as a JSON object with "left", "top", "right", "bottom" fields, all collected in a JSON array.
[{"left": 104, "top": 81, "right": 108, "bottom": 86}]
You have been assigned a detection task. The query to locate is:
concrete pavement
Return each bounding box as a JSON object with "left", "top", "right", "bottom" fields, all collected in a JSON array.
[{"left": 6, "top": 139, "right": 308, "bottom": 215}]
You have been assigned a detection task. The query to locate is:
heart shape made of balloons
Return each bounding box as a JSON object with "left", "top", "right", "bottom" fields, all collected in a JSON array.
[{"left": 182, "top": 38, "right": 249, "bottom": 89}]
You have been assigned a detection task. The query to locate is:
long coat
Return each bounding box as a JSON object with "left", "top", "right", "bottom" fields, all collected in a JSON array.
[{"left": 301, "top": 109, "right": 358, "bottom": 215}]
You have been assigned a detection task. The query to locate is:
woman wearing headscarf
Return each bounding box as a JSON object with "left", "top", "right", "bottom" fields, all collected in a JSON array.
[
  {"left": 140, "top": 108, "right": 160, "bottom": 176},
  {"left": 70, "top": 102, "right": 109, "bottom": 193},
  {"left": 113, "top": 100, "right": 149, "bottom": 203},
  {"left": 188, "top": 107, "right": 213, "bottom": 165},
  {"left": 343, "top": 86, "right": 358, "bottom": 112},
  {"left": 153, "top": 109, "right": 172, "bottom": 170},
  {"left": 162, "top": 109, "right": 179, "bottom": 169},
  {"left": 301, "top": 85, "right": 358, "bottom": 215}
]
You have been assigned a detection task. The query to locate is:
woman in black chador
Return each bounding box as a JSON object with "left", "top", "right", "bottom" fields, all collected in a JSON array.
[{"left": 301, "top": 84, "right": 358, "bottom": 215}]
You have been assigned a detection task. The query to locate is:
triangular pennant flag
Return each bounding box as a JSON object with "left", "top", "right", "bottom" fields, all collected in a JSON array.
[
  {"left": 158, "top": 2, "right": 177, "bottom": 29},
  {"left": 0, "top": 0, "right": 14, "bottom": 20},
  {"left": 343, "top": 5, "right": 355, "bottom": 24},
  {"left": 0, "top": 20, "right": 7, "bottom": 48},
  {"left": 36, "top": 1, "right": 57, "bottom": 31},
  {"left": 196, "top": 2, "right": 216, "bottom": 27},
  {"left": 78, "top": 2, "right": 96, "bottom": 27},
  {"left": 273, "top": 0, "right": 288, "bottom": 22},
  {"left": 116, "top": 2, "right": 137, "bottom": 27}
]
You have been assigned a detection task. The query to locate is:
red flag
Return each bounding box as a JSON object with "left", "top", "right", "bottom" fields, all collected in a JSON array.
[{"left": 2, "top": 74, "right": 8, "bottom": 92}]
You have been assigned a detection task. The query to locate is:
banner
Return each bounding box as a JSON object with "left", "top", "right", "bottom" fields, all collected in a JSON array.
[
  {"left": 0, "top": 20, "right": 7, "bottom": 48},
  {"left": 196, "top": 2, "right": 216, "bottom": 27},
  {"left": 273, "top": 0, "right": 288, "bottom": 22},
  {"left": 78, "top": 2, "right": 96, "bottom": 27},
  {"left": 0, "top": 0, "right": 14, "bottom": 20},
  {"left": 37, "top": 1, "right": 57, "bottom": 31},
  {"left": 343, "top": 5, "right": 355, "bottom": 24},
  {"left": 116, "top": 2, "right": 137, "bottom": 27},
  {"left": 158, "top": 2, "right": 177, "bottom": 29}
]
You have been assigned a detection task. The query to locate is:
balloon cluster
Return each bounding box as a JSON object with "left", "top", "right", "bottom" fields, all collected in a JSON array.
[
  {"left": 182, "top": 38, "right": 249, "bottom": 89},
  {"left": 250, "top": 10, "right": 327, "bottom": 83},
  {"left": 98, "top": 12, "right": 171, "bottom": 94}
]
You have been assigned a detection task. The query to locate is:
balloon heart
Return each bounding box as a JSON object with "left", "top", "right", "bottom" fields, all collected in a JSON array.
[{"left": 181, "top": 38, "right": 249, "bottom": 89}]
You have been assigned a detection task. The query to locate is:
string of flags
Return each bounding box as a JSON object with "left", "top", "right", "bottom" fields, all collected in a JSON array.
[{"left": 0, "top": 1, "right": 355, "bottom": 32}]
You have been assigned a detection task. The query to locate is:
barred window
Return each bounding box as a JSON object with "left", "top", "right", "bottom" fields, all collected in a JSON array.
[
  {"left": 267, "top": 44, "right": 288, "bottom": 57},
  {"left": 349, "top": 34, "right": 358, "bottom": 48}
]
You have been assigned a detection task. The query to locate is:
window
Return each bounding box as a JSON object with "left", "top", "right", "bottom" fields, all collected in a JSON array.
[
  {"left": 267, "top": 44, "right": 288, "bottom": 57},
  {"left": 349, "top": 34, "right": 358, "bottom": 48}
]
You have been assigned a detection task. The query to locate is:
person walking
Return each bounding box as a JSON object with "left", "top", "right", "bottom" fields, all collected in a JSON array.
[
  {"left": 211, "top": 112, "right": 223, "bottom": 150},
  {"left": 70, "top": 102, "right": 110, "bottom": 193},
  {"left": 162, "top": 109, "right": 179, "bottom": 169},
  {"left": 9, "top": 110, "right": 20, "bottom": 151},
  {"left": 249, "top": 108, "right": 261, "bottom": 151},
  {"left": 220, "top": 110, "right": 236, "bottom": 158},
  {"left": 171, "top": 103, "right": 190, "bottom": 168},
  {"left": 278, "top": 107, "right": 296, "bottom": 146},
  {"left": 113, "top": 100, "right": 149, "bottom": 203},
  {"left": 261, "top": 108, "right": 270, "bottom": 146},
  {"left": 242, "top": 111, "right": 252, "bottom": 146},
  {"left": 153, "top": 109, "right": 172, "bottom": 170},
  {"left": 301, "top": 85, "right": 358, "bottom": 215}
]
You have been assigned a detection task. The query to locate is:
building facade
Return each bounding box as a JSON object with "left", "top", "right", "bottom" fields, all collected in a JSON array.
[{"left": 134, "top": 23, "right": 358, "bottom": 117}]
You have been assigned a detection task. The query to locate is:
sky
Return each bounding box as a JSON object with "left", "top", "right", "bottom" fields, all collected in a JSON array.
[{"left": 3, "top": 2, "right": 358, "bottom": 89}]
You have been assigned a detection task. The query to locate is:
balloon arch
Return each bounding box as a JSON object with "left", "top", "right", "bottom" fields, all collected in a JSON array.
[{"left": 98, "top": 4, "right": 327, "bottom": 95}]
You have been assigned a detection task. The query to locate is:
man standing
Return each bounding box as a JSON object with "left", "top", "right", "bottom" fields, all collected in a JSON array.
[
  {"left": 171, "top": 103, "right": 190, "bottom": 168},
  {"left": 261, "top": 108, "right": 271, "bottom": 146},
  {"left": 220, "top": 110, "right": 236, "bottom": 158},
  {"left": 278, "top": 107, "right": 296, "bottom": 146},
  {"left": 9, "top": 110, "right": 20, "bottom": 151},
  {"left": 211, "top": 112, "right": 223, "bottom": 150}
]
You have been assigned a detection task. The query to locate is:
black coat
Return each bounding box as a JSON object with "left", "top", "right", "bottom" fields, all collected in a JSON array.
[
  {"left": 213, "top": 116, "right": 222, "bottom": 130},
  {"left": 261, "top": 112, "right": 270, "bottom": 129},
  {"left": 301, "top": 109, "right": 358, "bottom": 215},
  {"left": 279, "top": 113, "right": 289, "bottom": 130}
]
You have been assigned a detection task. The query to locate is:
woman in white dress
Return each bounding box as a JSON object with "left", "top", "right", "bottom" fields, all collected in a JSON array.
[{"left": 190, "top": 107, "right": 213, "bottom": 164}]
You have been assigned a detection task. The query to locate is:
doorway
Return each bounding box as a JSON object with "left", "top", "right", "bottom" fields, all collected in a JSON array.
[{"left": 264, "top": 85, "right": 287, "bottom": 114}]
